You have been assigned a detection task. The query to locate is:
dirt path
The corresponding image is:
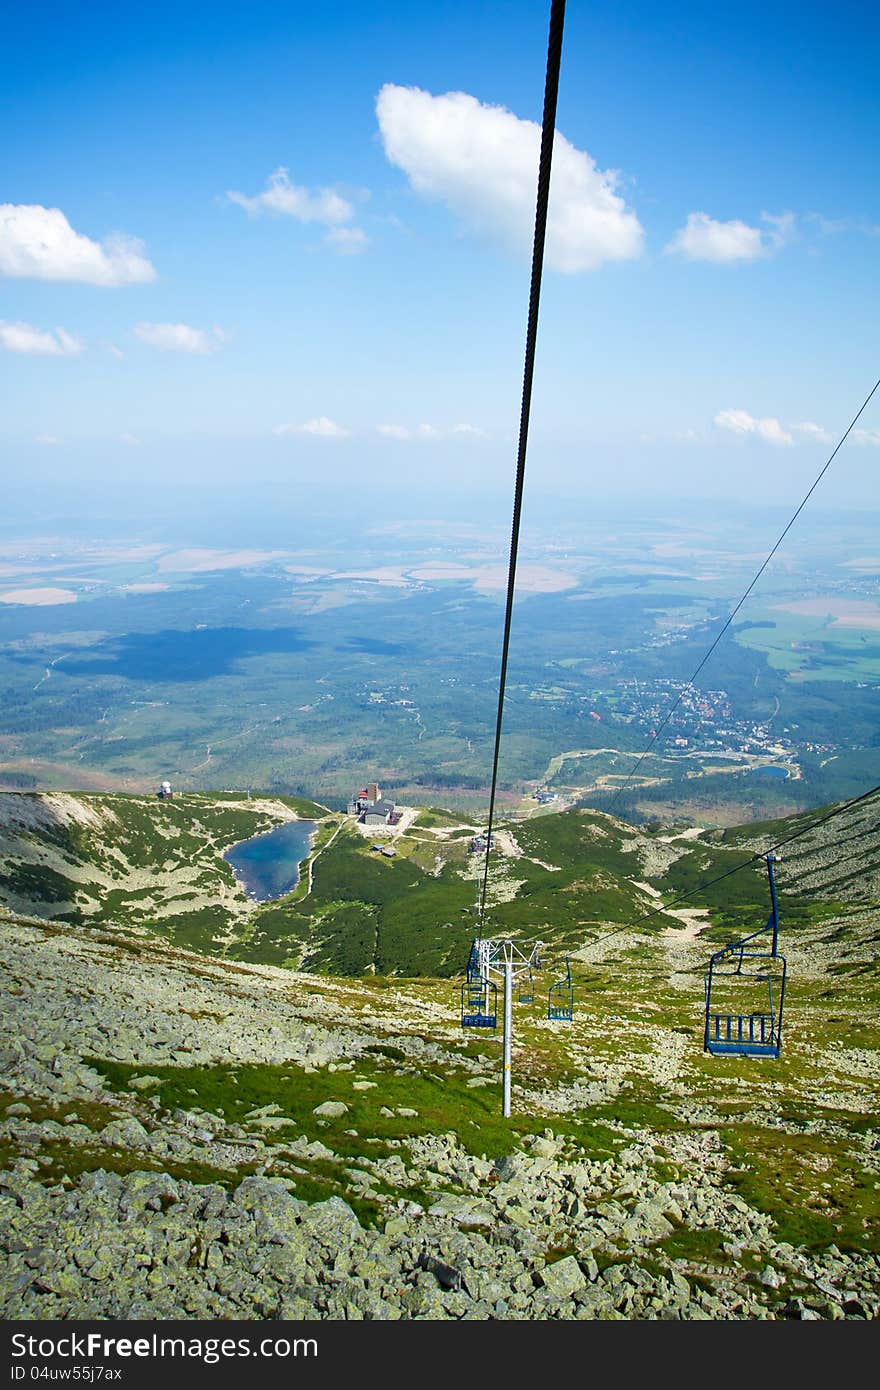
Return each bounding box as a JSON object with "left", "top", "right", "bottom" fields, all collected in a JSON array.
[
  {"left": 303, "top": 816, "right": 349, "bottom": 899},
  {"left": 662, "top": 907, "right": 712, "bottom": 940}
]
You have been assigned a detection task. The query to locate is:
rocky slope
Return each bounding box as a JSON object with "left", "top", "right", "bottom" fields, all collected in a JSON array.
[{"left": 1, "top": 910, "right": 878, "bottom": 1321}]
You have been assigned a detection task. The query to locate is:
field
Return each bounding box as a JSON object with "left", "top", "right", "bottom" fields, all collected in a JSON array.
[
  {"left": 735, "top": 602, "right": 880, "bottom": 681},
  {"left": 0, "top": 505, "right": 876, "bottom": 827}
]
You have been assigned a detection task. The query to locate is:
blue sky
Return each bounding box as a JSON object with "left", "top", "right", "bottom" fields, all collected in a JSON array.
[{"left": 2, "top": 0, "right": 878, "bottom": 517}]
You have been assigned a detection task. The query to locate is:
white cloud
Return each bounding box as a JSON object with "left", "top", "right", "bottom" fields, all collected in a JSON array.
[
  {"left": 227, "top": 167, "right": 367, "bottom": 253},
  {"left": 667, "top": 210, "right": 795, "bottom": 263},
  {"left": 228, "top": 168, "right": 352, "bottom": 224},
  {"left": 378, "top": 421, "right": 487, "bottom": 441},
  {"left": 713, "top": 409, "right": 755, "bottom": 435},
  {"left": 134, "top": 322, "right": 225, "bottom": 354},
  {"left": 716, "top": 411, "right": 838, "bottom": 447},
  {"left": 35, "top": 434, "right": 61, "bottom": 445},
  {"left": 120, "top": 433, "right": 141, "bottom": 446},
  {"left": 793, "top": 420, "right": 832, "bottom": 444},
  {"left": 667, "top": 213, "right": 765, "bottom": 262},
  {"left": 274, "top": 417, "right": 350, "bottom": 439},
  {"left": 852, "top": 428, "right": 880, "bottom": 447},
  {"left": 376, "top": 84, "right": 644, "bottom": 273},
  {"left": 0, "top": 321, "right": 84, "bottom": 356},
  {"left": 714, "top": 408, "right": 793, "bottom": 446},
  {"left": 0, "top": 204, "right": 155, "bottom": 285},
  {"left": 325, "top": 227, "right": 369, "bottom": 254}
]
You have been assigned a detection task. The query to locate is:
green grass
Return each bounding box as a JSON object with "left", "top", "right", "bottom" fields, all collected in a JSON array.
[
  {"left": 0, "top": 1087, "right": 263, "bottom": 1194},
  {"left": 735, "top": 610, "right": 880, "bottom": 682},
  {"left": 720, "top": 1122, "right": 880, "bottom": 1253},
  {"left": 89, "top": 1055, "right": 546, "bottom": 1164}
]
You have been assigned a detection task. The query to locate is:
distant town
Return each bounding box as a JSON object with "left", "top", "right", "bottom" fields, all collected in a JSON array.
[
  {"left": 609, "top": 678, "right": 803, "bottom": 760},
  {"left": 354, "top": 668, "right": 834, "bottom": 791}
]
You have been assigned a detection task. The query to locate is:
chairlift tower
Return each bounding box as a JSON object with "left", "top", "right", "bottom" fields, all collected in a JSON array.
[{"left": 467, "top": 937, "right": 543, "bottom": 1117}]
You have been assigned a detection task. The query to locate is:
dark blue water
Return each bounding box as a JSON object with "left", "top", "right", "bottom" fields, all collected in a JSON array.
[
  {"left": 748, "top": 765, "right": 790, "bottom": 781},
  {"left": 223, "top": 819, "right": 317, "bottom": 902}
]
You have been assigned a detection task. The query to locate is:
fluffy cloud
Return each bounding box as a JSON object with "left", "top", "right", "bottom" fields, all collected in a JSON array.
[
  {"left": 376, "top": 84, "right": 644, "bottom": 273},
  {"left": 714, "top": 408, "right": 793, "bottom": 446},
  {"left": 227, "top": 168, "right": 367, "bottom": 253},
  {"left": 0, "top": 321, "right": 83, "bottom": 356},
  {"left": 792, "top": 421, "right": 833, "bottom": 444},
  {"left": 377, "top": 421, "right": 486, "bottom": 441},
  {"left": 852, "top": 428, "right": 880, "bottom": 447},
  {"left": 666, "top": 211, "right": 794, "bottom": 262},
  {"left": 274, "top": 417, "right": 350, "bottom": 439},
  {"left": 0, "top": 204, "right": 155, "bottom": 285},
  {"left": 667, "top": 214, "right": 763, "bottom": 262},
  {"left": 228, "top": 168, "right": 352, "bottom": 224},
  {"left": 716, "top": 411, "right": 838, "bottom": 447},
  {"left": 134, "top": 323, "right": 225, "bottom": 354}
]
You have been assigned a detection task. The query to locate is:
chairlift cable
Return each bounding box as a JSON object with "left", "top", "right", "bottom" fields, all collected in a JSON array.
[
  {"left": 576, "top": 779, "right": 880, "bottom": 953},
  {"left": 636, "top": 778, "right": 880, "bottom": 925},
  {"left": 606, "top": 372, "right": 880, "bottom": 817},
  {"left": 478, "top": 0, "right": 567, "bottom": 928}
]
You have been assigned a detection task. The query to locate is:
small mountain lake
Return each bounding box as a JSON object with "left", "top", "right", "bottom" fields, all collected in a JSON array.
[
  {"left": 747, "top": 765, "right": 790, "bottom": 781},
  {"left": 223, "top": 819, "right": 317, "bottom": 902}
]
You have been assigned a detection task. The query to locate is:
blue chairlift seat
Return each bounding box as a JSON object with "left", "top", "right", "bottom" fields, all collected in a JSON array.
[
  {"left": 704, "top": 955, "right": 785, "bottom": 1057},
  {"left": 547, "top": 957, "right": 573, "bottom": 1022},
  {"left": 706, "top": 1010, "right": 779, "bottom": 1056},
  {"left": 703, "top": 854, "right": 787, "bottom": 1059},
  {"left": 518, "top": 970, "right": 534, "bottom": 1004},
  {"left": 548, "top": 997, "right": 573, "bottom": 1021},
  {"left": 461, "top": 976, "right": 497, "bottom": 1029}
]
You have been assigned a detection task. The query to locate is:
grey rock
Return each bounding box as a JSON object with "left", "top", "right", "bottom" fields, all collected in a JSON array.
[
  {"left": 540, "top": 1256, "right": 586, "bottom": 1300},
  {"left": 100, "top": 1117, "right": 150, "bottom": 1149},
  {"left": 427, "top": 1194, "right": 494, "bottom": 1227}
]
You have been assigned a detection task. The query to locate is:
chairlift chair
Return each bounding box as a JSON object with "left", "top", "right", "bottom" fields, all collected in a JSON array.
[
  {"left": 460, "top": 938, "right": 497, "bottom": 1028},
  {"left": 548, "top": 956, "right": 573, "bottom": 1022},
  {"left": 461, "top": 976, "right": 498, "bottom": 1029},
  {"left": 703, "top": 855, "right": 787, "bottom": 1058}
]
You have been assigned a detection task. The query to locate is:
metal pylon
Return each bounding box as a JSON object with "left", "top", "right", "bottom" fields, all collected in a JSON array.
[{"left": 468, "top": 937, "right": 543, "bottom": 1116}]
